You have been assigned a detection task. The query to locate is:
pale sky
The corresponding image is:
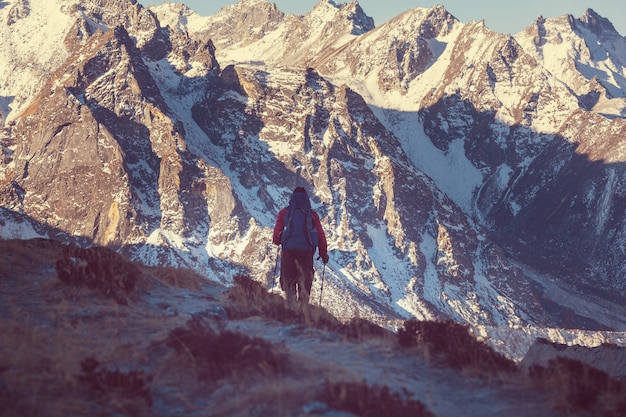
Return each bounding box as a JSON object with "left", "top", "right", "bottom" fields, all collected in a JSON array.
[{"left": 139, "top": 0, "right": 626, "bottom": 36}]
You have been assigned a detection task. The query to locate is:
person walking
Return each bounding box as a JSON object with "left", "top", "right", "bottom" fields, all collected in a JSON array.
[{"left": 273, "top": 187, "right": 328, "bottom": 306}]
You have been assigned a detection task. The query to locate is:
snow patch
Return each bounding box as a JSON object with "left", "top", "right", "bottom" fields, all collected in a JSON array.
[
  {"left": 0, "top": 0, "right": 74, "bottom": 122},
  {"left": 394, "top": 117, "right": 483, "bottom": 214}
]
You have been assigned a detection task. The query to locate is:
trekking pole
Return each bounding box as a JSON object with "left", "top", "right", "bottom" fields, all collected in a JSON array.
[
  {"left": 273, "top": 245, "right": 280, "bottom": 288},
  {"left": 319, "top": 262, "right": 326, "bottom": 306}
]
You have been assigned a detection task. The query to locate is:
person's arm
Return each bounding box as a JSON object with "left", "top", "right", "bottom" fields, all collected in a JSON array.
[{"left": 273, "top": 208, "right": 286, "bottom": 245}]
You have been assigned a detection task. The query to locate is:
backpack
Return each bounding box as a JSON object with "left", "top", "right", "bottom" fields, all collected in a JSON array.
[{"left": 280, "top": 191, "right": 318, "bottom": 254}]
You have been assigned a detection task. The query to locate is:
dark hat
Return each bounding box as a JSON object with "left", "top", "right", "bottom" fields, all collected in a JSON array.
[{"left": 293, "top": 187, "right": 307, "bottom": 194}]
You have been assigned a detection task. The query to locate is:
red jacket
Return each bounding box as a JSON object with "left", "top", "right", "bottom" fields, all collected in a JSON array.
[{"left": 273, "top": 207, "right": 328, "bottom": 258}]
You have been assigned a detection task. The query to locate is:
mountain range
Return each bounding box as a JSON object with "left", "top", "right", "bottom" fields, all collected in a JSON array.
[{"left": 1, "top": 0, "right": 626, "bottom": 352}]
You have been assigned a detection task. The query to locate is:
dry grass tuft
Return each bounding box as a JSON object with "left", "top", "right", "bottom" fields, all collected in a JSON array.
[
  {"left": 0, "top": 238, "right": 64, "bottom": 277},
  {"left": 166, "top": 314, "right": 289, "bottom": 381},
  {"left": 529, "top": 357, "right": 626, "bottom": 416},
  {"left": 225, "top": 275, "right": 393, "bottom": 341},
  {"left": 78, "top": 357, "right": 153, "bottom": 408},
  {"left": 398, "top": 319, "right": 517, "bottom": 374},
  {"left": 319, "top": 380, "right": 435, "bottom": 417},
  {"left": 224, "top": 274, "right": 301, "bottom": 322},
  {"left": 143, "top": 265, "right": 207, "bottom": 290},
  {"left": 54, "top": 244, "right": 142, "bottom": 305},
  {"left": 340, "top": 317, "right": 394, "bottom": 340}
]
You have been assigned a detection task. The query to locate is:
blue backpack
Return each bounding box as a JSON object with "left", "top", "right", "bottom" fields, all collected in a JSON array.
[{"left": 281, "top": 191, "right": 318, "bottom": 254}]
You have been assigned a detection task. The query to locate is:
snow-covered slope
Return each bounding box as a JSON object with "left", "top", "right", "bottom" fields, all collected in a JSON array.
[{"left": 0, "top": 0, "right": 73, "bottom": 123}]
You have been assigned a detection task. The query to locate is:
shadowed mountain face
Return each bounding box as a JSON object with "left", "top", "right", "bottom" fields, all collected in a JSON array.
[{"left": 1, "top": 0, "right": 625, "bottom": 329}]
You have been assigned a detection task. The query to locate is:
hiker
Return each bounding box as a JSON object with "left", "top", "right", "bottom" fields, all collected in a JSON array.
[{"left": 273, "top": 187, "right": 328, "bottom": 306}]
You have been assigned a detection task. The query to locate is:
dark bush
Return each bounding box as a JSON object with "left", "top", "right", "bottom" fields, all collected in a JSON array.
[
  {"left": 397, "top": 319, "right": 516, "bottom": 373},
  {"left": 320, "top": 380, "right": 435, "bottom": 417},
  {"left": 77, "top": 357, "right": 152, "bottom": 407},
  {"left": 166, "top": 316, "right": 289, "bottom": 380}
]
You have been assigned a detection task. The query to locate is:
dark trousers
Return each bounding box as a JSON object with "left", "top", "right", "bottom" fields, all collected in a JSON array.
[{"left": 280, "top": 252, "right": 314, "bottom": 305}]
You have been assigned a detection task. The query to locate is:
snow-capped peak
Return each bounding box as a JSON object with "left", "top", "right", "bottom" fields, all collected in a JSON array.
[
  {"left": 514, "top": 7, "right": 626, "bottom": 116},
  {"left": 306, "top": 0, "right": 373, "bottom": 35},
  {"left": 579, "top": 7, "right": 623, "bottom": 38},
  {"left": 150, "top": 1, "right": 220, "bottom": 35}
]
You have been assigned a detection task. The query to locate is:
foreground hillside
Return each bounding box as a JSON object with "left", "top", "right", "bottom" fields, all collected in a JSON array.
[{"left": 1, "top": 238, "right": 624, "bottom": 417}]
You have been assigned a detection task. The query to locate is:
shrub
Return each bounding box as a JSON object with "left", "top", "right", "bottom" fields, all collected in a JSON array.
[
  {"left": 397, "top": 319, "right": 516, "bottom": 373},
  {"left": 166, "top": 315, "right": 289, "bottom": 380},
  {"left": 529, "top": 357, "right": 626, "bottom": 416},
  {"left": 319, "top": 380, "right": 435, "bottom": 417},
  {"left": 55, "top": 244, "right": 141, "bottom": 304},
  {"left": 77, "top": 357, "right": 152, "bottom": 407}
]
